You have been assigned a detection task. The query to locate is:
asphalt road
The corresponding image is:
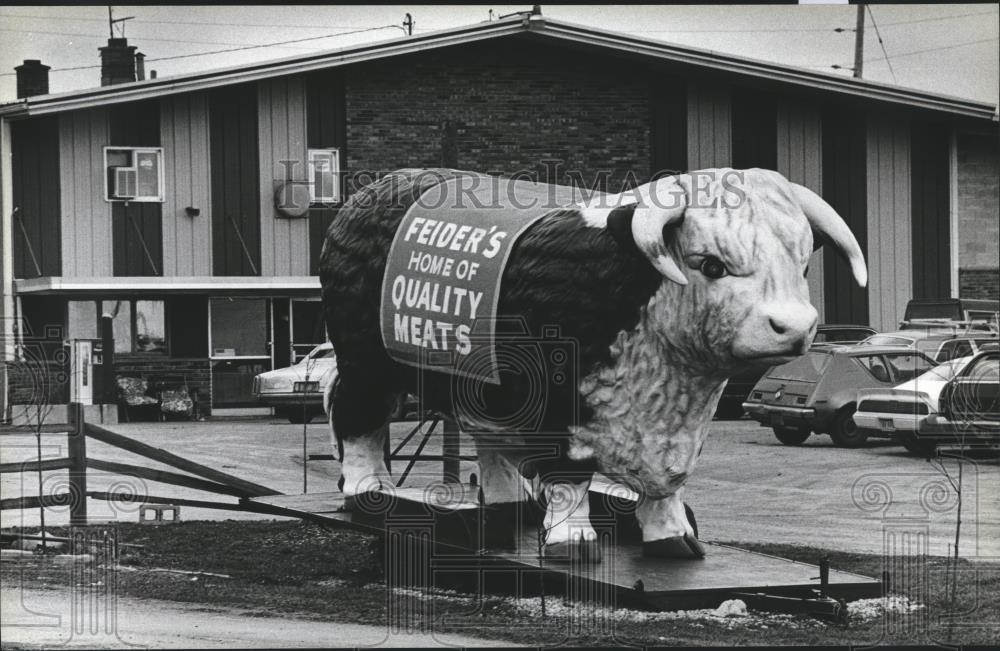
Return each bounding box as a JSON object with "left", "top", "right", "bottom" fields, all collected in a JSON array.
[
  {"left": 0, "top": 587, "right": 513, "bottom": 648},
  {"left": 2, "top": 416, "right": 997, "bottom": 558}
]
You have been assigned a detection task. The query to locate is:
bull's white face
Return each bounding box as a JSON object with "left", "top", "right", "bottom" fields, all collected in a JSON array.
[
  {"left": 642, "top": 169, "right": 821, "bottom": 372},
  {"left": 637, "top": 169, "right": 836, "bottom": 373}
]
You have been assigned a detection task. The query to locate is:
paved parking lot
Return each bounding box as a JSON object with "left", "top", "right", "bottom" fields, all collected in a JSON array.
[{"left": 2, "top": 416, "right": 996, "bottom": 558}]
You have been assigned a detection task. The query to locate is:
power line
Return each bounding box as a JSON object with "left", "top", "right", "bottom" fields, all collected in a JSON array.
[
  {"left": 875, "top": 10, "right": 998, "bottom": 29},
  {"left": 861, "top": 38, "right": 995, "bottom": 64},
  {"left": 0, "top": 11, "right": 387, "bottom": 31},
  {"left": 866, "top": 6, "right": 897, "bottom": 84},
  {"left": 0, "top": 26, "right": 317, "bottom": 49},
  {"left": 0, "top": 24, "right": 405, "bottom": 77}
]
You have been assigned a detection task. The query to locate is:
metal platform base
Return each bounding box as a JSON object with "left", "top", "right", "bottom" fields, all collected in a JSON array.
[{"left": 250, "top": 483, "right": 881, "bottom": 612}]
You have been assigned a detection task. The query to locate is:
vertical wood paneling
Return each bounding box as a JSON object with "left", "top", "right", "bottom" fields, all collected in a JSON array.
[
  {"left": 910, "top": 123, "right": 951, "bottom": 299},
  {"left": 210, "top": 83, "right": 261, "bottom": 276},
  {"left": 161, "top": 93, "right": 212, "bottom": 276},
  {"left": 258, "top": 76, "right": 309, "bottom": 277},
  {"left": 110, "top": 100, "right": 163, "bottom": 277},
  {"left": 776, "top": 100, "right": 825, "bottom": 322},
  {"left": 306, "top": 69, "right": 347, "bottom": 276},
  {"left": 59, "top": 108, "right": 112, "bottom": 277},
  {"left": 649, "top": 78, "right": 687, "bottom": 177},
  {"left": 732, "top": 90, "right": 777, "bottom": 170},
  {"left": 866, "top": 113, "right": 912, "bottom": 331},
  {"left": 687, "top": 84, "right": 731, "bottom": 169},
  {"left": 822, "top": 107, "right": 869, "bottom": 326},
  {"left": 11, "top": 116, "right": 61, "bottom": 278}
]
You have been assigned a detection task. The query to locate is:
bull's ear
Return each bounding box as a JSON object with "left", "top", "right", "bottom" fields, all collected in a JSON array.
[
  {"left": 630, "top": 176, "right": 689, "bottom": 285},
  {"left": 790, "top": 183, "right": 868, "bottom": 288}
]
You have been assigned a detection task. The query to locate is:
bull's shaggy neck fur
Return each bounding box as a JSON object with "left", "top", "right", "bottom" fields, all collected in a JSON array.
[{"left": 568, "top": 280, "right": 729, "bottom": 499}]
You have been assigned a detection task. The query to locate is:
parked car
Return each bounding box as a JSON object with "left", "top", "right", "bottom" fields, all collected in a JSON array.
[
  {"left": 716, "top": 324, "right": 877, "bottom": 419},
  {"left": 911, "top": 350, "right": 999, "bottom": 455},
  {"left": 252, "top": 343, "right": 338, "bottom": 423},
  {"left": 742, "top": 345, "right": 937, "bottom": 448},
  {"left": 898, "top": 298, "right": 999, "bottom": 331},
  {"left": 858, "top": 330, "right": 997, "bottom": 363},
  {"left": 853, "top": 355, "right": 974, "bottom": 454},
  {"left": 252, "top": 343, "right": 425, "bottom": 424}
]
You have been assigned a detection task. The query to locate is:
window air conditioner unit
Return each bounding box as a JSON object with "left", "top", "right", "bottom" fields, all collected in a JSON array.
[{"left": 114, "top": 167, "right": 138, "bottom": 199}]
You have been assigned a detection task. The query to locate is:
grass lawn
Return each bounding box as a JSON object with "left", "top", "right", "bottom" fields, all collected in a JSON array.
[{"left": 2, "top": 520, "right": 997, "bottom": 646}]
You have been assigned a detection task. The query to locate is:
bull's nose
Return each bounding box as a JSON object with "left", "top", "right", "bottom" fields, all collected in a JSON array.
[{"left": 764, "top": 304, "right": 819, "bottom": 339}]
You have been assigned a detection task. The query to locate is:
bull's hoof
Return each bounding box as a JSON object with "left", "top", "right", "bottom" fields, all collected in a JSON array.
[
  {"left": 642, "top": 533, "right": 705, "bottom": 559},
  {"left": 541, "top": 540, "right": 602, "bottom": 563}
]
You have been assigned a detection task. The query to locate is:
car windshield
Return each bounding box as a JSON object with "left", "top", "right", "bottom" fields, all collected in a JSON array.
[
  {"left": 862, "top": 335, "right": 914, "bottom": 347},
  {"left": 884, "top": 353, "right": 936, "bottom": 383},
  {"left": 305, "top": 347, "right": 335, "bottom": 361},
  {"left": 768, "top": 352, "right": 831, "bottom": 382}
]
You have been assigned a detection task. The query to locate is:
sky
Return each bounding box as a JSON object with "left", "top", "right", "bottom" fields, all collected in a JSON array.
[{"left": 0, "top": 3, "right": 997, "bottom": 104}]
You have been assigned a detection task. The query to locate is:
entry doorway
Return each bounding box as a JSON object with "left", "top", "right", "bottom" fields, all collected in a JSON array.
[
  {"left": 291, "top": 299, "right": 326, "bottom": 363},
  {"left": 209, "top": 297, "right": 271, "bottom": 408}
]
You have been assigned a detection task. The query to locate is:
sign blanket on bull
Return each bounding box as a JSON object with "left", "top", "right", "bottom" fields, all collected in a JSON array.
[{"left": 380, "top": 175, "right": 586, "bottom": 384}]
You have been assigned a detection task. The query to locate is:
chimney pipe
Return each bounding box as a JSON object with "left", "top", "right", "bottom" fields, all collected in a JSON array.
[
  {"left": 150, "top": 70, "right": 157, "bottom": 79},
  {"left": 14, "top": 59, "right": 50, "bottom": 98},
  {"left": 99, "top": 37, "right": 137, "bottom": 86},
  {"left": 135, "top": 52, "right": 145, "bottom": 81}
]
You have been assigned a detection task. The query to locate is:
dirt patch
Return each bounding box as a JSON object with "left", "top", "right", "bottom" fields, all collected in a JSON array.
[{"left": 3, "top": 520, "right": 997, "bottom": 646}]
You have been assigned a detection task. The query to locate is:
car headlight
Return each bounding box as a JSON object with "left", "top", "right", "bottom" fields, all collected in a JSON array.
[{"left": 266, "top": 377, "right": 293, "bottom": 391}]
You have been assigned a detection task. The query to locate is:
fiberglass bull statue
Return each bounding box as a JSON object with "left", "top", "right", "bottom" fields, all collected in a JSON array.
[{"left": 319, "top": 167, "right": 867, "bottom": 561}]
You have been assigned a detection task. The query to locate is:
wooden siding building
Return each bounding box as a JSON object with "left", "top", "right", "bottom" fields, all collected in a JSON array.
[{"left": 2, "top": 15, "right": 997, "bottom": 412}]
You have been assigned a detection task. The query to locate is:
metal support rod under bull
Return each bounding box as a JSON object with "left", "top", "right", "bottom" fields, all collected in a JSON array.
[{"left": 442, "top": 418, "right": 460, "bottom": 483}]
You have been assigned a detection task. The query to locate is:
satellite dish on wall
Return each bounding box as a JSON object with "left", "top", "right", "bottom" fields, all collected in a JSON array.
[{"left": 273, "top": 180, "right": 311, "bottom": 219}]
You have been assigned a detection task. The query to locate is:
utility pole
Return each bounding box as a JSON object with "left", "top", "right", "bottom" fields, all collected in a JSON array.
[
  {"left": 853, "top": 3, "right": 865, "bottom": 79},
  {"left": 108, "top": 5, "right": 114, "bottom": 38},
  {"left": 403, "top": 12, "right": 414, "bottom": 36}
]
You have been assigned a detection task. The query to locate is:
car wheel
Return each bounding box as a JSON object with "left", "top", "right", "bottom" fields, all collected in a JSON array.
[
  {"left": 898, "top": 432, "right": 937, "bottom": 457},
  {"left": 772, "top": 426, "right": 811, "bottom": 446},
  {"left": 829, "top": 408, "right": 868, "bottom": 448}
]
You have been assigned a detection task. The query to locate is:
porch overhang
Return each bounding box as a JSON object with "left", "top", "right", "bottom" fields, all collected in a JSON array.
[{"left": 13, "top": 276, "right": 322, "bottom": 297}]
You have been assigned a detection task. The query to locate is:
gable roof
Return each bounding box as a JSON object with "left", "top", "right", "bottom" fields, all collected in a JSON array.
[{"left": 2, "top": 13, "right": 996, "bottom": 121}]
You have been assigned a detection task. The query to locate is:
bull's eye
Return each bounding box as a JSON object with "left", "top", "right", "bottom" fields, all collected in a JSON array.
[{"left": 699, "top": 256, "right": 728, "bottom": 279}]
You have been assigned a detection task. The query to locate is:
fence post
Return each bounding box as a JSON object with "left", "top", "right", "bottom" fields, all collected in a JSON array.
[
  {"left": 100, "top": 314, "right": 114, "bottom": 404},
  {"left": 442, "top": 418, "right": 460, "bottom": 484},
  {"left": 68, "top": 401, "right": 88, "bottom": 526}
]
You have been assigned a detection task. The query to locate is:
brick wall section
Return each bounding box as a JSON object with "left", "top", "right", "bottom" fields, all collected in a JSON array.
[
  {"left": 113, "top": 355, "right": 212, "bottom": 416},
  {"left": 959, "top": 268, "right": 1000, "bottom": 301},
  {"left": 956, "top": 133, "right": 999, "bottom": 270},
  {"left": 5, "top": 360, "right": 68, "bottom": 405},
  {"left": 345, "top": 39, "right": 651, "bottom": 193}
]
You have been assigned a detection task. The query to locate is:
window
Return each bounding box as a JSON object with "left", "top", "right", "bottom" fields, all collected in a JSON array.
[
  {"left": 854, "top": 355, "right": 892, "bottom": 383},
  {"left": 210, "top": 298, "right": 267, "bottom": 358},
  {"left": 307, "top": 148, "right": 340, "bottom": 203},
  {"left": 104, "top": 147, "right": 164, "bottom": 202},
  {"left": 66, "top": 299, "right": 165, "bottom": 354},
  {"left": 884, "top": 353, "right": 935, "bottom": 383},
  {"left": 938, "top": 340, "right": 973, "bottom": 361}
]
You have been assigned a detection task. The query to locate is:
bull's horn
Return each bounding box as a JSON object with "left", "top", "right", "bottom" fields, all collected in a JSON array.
[
  {"left": 632, "top": 176, "right": 688, "bottom": 285},
  {"left": 791, "top": 183, "right": 868, "bottom": 288}
]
